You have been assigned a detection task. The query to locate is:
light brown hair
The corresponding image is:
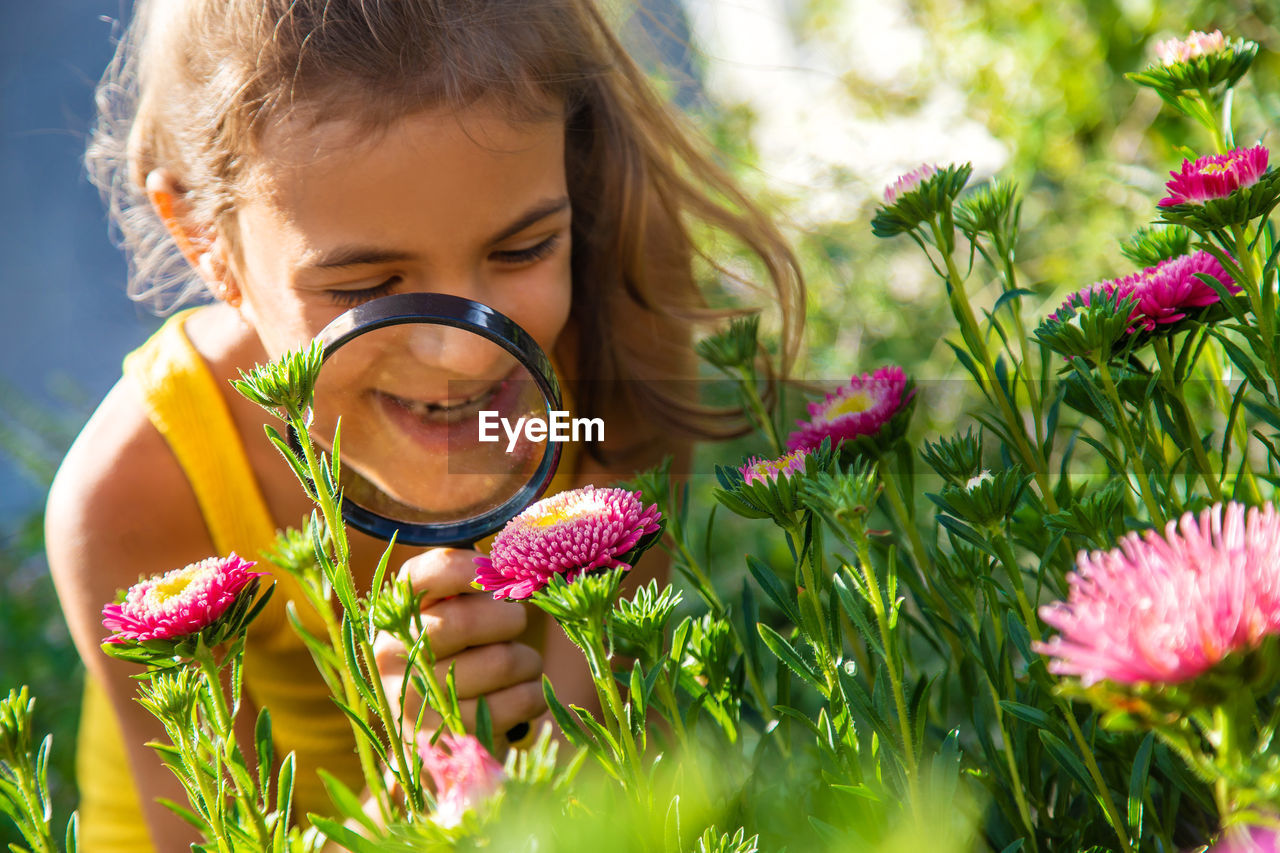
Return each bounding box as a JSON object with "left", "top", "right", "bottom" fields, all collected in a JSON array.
[{"left": 87, "top": 0, "right": 805, "bottom": 453}]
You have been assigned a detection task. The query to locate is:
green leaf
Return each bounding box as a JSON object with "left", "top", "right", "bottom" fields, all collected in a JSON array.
[
  {"left": 756, "top": 623, "right": 823, "bottom": 689},
  {"left": 746, "top": 556, "right": 801, "bottom": 627},
  {"left": 276, "top": 753, "right": 296, "bottom": 830},
  {"left": 307, "top": 816, "right": 385, "bottom": 853},
  {"left": 318, "top": 768, "right": 378, "bottom": 832},
  {"left": 1038, "top": 730, "right": 1095, "bottom": 793},
  {"left": 475, "top": 695, "right": 494, "bottom": 755},
  {"left": 999, "top": 701, "right": 1052, "bottom": 730},
  {"left": 254, "top": 707, "right": 274, "bottom": 793},
  {"left": 1128, "top": 731, "right": 1155, "bottom": 838},
  {"left": 541, "top": 676, "right": 595, "bottom": 752}
]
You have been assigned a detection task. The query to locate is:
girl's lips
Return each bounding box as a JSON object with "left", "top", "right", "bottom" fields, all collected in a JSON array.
[{"left": 374, "top": 382, "right": 501, "bottom": 424}]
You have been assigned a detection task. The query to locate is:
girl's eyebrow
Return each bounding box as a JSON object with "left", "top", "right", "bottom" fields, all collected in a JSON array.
[{"left": 303, "top": 196, "right": 571, "bottom": 270}]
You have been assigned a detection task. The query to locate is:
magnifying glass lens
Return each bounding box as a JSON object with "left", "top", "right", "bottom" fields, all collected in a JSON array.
[{"left": 309, "top": 325, "right": 550, "bottom": 527}]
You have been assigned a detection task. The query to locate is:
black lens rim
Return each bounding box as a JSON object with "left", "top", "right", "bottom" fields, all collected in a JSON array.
[{"left": 296, "top": 292, "right": 563, "bottom": 546}]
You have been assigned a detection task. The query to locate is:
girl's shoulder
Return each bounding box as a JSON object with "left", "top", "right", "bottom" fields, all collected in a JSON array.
[
  {"left": 45, "top": 361, "right": 217, "bottom": 591},
  {"left": 45, "top": 305, "right": 262, "bottom": 594}
]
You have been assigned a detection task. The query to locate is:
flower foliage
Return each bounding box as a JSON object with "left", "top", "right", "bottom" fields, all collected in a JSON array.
[
  {"left": 871, "top": 163, "right": 973, "bottom": 237},
  {"left": 417, "top": 732, "right": 505, "bottom": 829},
  {"left": 101, "top": 554, "right": 270, "bottom": 661},
  {"left": 1160, "top": 146, "right": 1269, "bottom": 206},
  {"left": 1157, "top": 147, "right": 1280, "bottom": 230},
  {"left": 786, "top": 366, "right": 916, "bottom": 455},
  {"left": 1040, "top": 251, "right": 1238, "bottom": 352},
  {"left": 231, "top": 339, "right": 324, "bottom": 418},
  {"left": 473, "top": 486, "right": 663, "bottom": 601},
  {"left": 1120, "top": 225, "right": 1193, "bottom": 267},
  {"left": 1035, "top": 503, "right": 1280, "bottom": 687},
  {"left": 1127, "top": 31, "right": 1258, "bottom": 95}
]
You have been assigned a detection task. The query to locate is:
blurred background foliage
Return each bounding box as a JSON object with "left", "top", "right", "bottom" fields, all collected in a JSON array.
[{"left": 3, "top": 0, "right": 1279, "bottom": 846}]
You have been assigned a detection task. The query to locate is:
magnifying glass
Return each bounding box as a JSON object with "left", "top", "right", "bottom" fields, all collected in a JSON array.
[
  {"left": 303, "top": 292, "right": 563, "bottom": 548},
  {"left": 302, "top": 293, "right": 564, "bottom": 744}
]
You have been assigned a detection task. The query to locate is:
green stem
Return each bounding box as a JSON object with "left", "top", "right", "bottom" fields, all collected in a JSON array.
[
  {"left": 1152, "top": 337, "right": 1224, "bottom": 502},
  {"left": 990, "top": 534, "right": 1040, "bottom": 644},
  {"left": 878, "top": 460, "right": 953, "bottom": 627},
  {"left": 1058, "top": 705, "right": 1136, "bottom": 853},
  {"left": 1095, "top": 359, "right": 1166, "bottom": 526},
  {"left": 583, "top": 629, "right": 645, "bottom": 790},
  {"left": 851, "top": 534, "right": 919, "bottom": 810},
  {"left": 1201, "top": 345, "right": 1264, "bottom": 503},
  {"left": 737, "top": 366, "right": 784, "bottom": 456},
  {"left": 671, "top": 537, "right": 773, "bottom": 719},
  {"left": 174, "top": 721, "right": 232, "bottom": 853},
  {"left": 985, "top": 676, "right": 1039, "bottom": 852},
  {"left": 194, "top": 650, "right": 270, "bottom": 844},
  {"left": 929, "top": 220, "right": 1058, "bottom": 512},
  {"left": 9, "top": 765, "right": 56, "bottom": 853},
  {"left": 996, "top": 243, "right": 1046, "bottom": 454},
  {"left": 287, "top": 413, "right": 394, "bottom": 824}
]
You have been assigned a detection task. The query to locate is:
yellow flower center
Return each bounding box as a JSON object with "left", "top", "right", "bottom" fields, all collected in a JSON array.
[
  {"left": 825, "top": 390, "right": 873, "bottom": 419},
  {"left": 148, "top": 569, "right": 204, "bottom": 604},
  {"left": 1198, "top": 162, "right": 1232, "bottom": 175},
  {"left": 528, "top": 494, "right": 606, "bottom": 527}
]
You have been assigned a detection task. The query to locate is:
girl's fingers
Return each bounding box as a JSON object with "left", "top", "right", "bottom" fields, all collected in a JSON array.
[
  {"left": 419, "top": 595, "right": 527, "bottom": 659},
  {"left": 398, "top": 548, "right": 485, "bottom": 602},
  {"left": 434, "top": 642, "right": 543, "bottom": 698},
  {"left": 413, "top": 681, "right": 547, "bottom": 736}
]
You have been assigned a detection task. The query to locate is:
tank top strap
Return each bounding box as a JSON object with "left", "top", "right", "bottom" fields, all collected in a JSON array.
[{"left": 122, "top": 309, "right": 279, "bottom": 558}]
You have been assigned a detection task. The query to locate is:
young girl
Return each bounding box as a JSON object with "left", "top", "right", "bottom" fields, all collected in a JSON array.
[{"left": 45, "top": 1, "right": 803, "bottom": 849}]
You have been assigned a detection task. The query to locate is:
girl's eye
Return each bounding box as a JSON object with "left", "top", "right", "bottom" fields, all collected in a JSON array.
[
  {"left": 328, "top": 277, "right": 399, "bottom": 306},
  {"left": 491, "top": 233, "right": 562, "bottom": 265}
]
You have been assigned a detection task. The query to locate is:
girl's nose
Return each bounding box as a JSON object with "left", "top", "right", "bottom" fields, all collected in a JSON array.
[{"left": 405, "top": 323, "right": 511, "bottom": 379}]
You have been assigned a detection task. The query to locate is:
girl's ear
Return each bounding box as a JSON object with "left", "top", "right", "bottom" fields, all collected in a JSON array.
[{"left": 145, "top": 169, "right": 242, "bottom": 307}]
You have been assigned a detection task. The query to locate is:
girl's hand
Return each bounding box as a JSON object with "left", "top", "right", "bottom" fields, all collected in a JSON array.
[{"left": 372, "top": 547, "right": 546, "bottom": 740}]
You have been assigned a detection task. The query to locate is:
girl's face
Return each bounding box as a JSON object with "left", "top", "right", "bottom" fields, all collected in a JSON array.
[{"left": 227, "top": 103, "right": 574, "bottom": 514}]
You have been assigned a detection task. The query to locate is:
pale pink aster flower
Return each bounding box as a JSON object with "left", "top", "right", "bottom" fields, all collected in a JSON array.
[
  {"left": 884, "top": 164, "right": 938, "bottom": 204},
  {"left": 1048, "top": 251, "right": 1237, "bottom": 332},
  {"left": 787, "top": 366, "right": 914, "bottom": 453},
  {"left": 474, "top": 486, "right": 662, "bottom": 600},
  {"left": 1155, "top": 29, "right": 1227, "bottom": 66},
  {"left": 740, "top": 449, "right": 810, "bottom": 486},
  {"left": 417, "top": 732, "right": 505, "bottom": 829},
  {"left": 1034, "top": 503, "right": 1280, "bottom": 687},
  {"left": 1212, "top": 825, "right": 1280, "bottom": 853},
  {"left": 102, "top": 554, "right": 266, "bottom": 643},
  {"left": 1160, "top": 146, "right": 1269, "bottom": 207}
]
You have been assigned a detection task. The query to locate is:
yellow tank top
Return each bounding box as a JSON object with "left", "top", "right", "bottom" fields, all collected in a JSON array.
[{"left": 76, "top": 309, "right": 580, "bottom": 852}]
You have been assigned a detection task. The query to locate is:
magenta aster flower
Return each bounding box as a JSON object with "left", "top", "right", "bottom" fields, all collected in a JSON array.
[
  {"left": 473, "top": 486, "right": 662, "bottom": 601},
  {"left": 787, "top": 366, "right": 914, "bottom": 453},
  {"left": 102, "top": 554, "right": 266, "bottom": 644},
  {"left": 1048, "top": 251, "right": 1237, "bottom": 333},
  {"left": 417, "top": 732, "right": 505, "bottom": 828},
  {"left": 1035, "top": 503, "right": 1280, "bottom": 687},
  {"left": 884, "top": 164, "right": 938, "bottom": 204},
  {"left": 1155, "top": 29, "right": 1227, "bottom": 66},
  {"left": 1160, "top": 146, "right": 1269, "bottom": 207},
  {"left": 740, "top": 449, "right": 809, "bottom": 486}
]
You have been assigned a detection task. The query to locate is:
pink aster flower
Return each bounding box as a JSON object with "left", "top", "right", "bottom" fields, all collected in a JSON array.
[
  {"left": 741, "top": 449, "right": 809, "bottom": 486},
  {"left": 1213, "top": 825, "right": 1280, "bottom": 853},
  {"left": 473, "top": 486, "right": 662, "bottom": 601},
  {"left": 1048, "top": 251, "right": 1237, "bottom": 332},
  {"left": 1160, "top": 146, "right": 1269, "bottom": 207},
  {"left": 1155, "top": 29, "right": 1227, "bottom": 66},
  {"left": 786, "top": 366, "right": 914, "bottom": 453},
  {"left": 884, "top": 164, "right": 938, "bottom": 204},
  {"left": 1034, "top": 503, "right": 1280, "bottom": 687},
  {"left": 102, "top": 554, "right": 266, "bottom": 644},
  {"left": 417, "top": 732, "right": 505, "bottom": 829}
]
